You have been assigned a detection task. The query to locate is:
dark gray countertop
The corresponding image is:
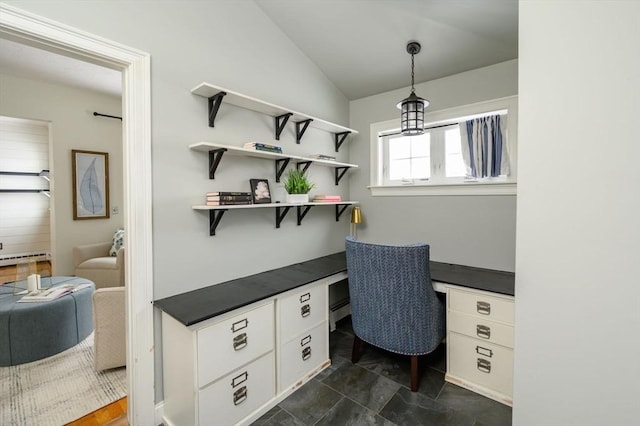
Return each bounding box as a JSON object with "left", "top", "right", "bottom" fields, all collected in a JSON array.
[{"left": 154, "top": 251, "right": 515, "bottom": 326}]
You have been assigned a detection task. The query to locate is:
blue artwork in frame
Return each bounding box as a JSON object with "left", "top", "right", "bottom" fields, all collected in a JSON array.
[{"left": 72, "top": 149, "right": 110, "bottom": 219}]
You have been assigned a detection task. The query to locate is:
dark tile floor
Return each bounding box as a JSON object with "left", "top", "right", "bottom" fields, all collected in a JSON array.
[{"left": 253, "top": 317, "right": 512, "bottom": 426}]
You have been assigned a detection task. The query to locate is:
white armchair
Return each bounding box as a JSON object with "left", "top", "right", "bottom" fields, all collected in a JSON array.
[
  {"left": 73, "top": 242, "right": 124, "bottom": 289},
  {"left": 93, "top": 286, "right": 126, "bottom": 371}
]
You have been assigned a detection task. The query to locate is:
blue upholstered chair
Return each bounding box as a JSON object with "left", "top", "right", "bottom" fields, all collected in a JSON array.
[{"left": 345, "top": 236, "right": 445, "bottom": 392}]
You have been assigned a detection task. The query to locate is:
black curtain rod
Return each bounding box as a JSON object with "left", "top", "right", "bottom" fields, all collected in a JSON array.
[{"left": 93, "top": 112, "right": 122, "bottom": 121}]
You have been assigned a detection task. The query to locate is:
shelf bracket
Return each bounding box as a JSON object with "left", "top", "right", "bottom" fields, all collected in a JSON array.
[
  {"left": 335, "top": 204, "right": 350, "bottom": 222},
  {"left": 209, "top": 209, "right": 227, "bottom": 236},
  {"left": 208, "top": 148, "right": 227, "bottom": 179},
  {"left": 334, "top": 131, "right": 351, "bottom": 152},
  {"left": 275, "top": 205, "right": 292, "bottom": 228},
  {"left": 275, "top": 158, "right": 291, "bottom": 183},
  {"left": 295, "top": 119, "right": 313, "bottom": 144},
  {"left": 297, "top": 205, "right": 313, "bottom": 226},
  {"left": 207, "top": 91, "right": 227, "bottom": 128},
  {"left": 275, "top": 113, "right": 293, "bottom": 140},
  {"left": 334, "top": 166, "right": 350, "bottom": 185},
  {"left": 296, "top": 161, "right": 312, "bottom": 174}
]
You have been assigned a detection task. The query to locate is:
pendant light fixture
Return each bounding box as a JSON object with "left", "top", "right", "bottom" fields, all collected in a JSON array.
[{"left": 396, "top": 41, "right": 429, "bottom": 135}]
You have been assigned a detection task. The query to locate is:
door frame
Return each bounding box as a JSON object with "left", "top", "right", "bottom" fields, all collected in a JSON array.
[{"left": 0, "top": 4, "right": 155, "bottom": 425}]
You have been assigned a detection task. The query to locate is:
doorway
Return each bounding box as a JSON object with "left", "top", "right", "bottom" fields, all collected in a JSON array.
[{"left": 0, "top": 4, "right": 154, "bottom": 424}]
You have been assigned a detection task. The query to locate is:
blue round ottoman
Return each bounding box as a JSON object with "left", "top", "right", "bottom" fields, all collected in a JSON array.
[{"left": 0, "top": 276, "right": 95, "bottom": 366}]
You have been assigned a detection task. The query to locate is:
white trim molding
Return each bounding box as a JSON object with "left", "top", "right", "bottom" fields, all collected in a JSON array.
[{"left": 0, "top": 4, "right": 155, "bottom": 425}]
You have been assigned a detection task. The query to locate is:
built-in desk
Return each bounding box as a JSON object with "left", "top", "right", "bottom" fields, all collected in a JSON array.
[{"left": 155, "top": 252, "right": 515, "bottom": 425}]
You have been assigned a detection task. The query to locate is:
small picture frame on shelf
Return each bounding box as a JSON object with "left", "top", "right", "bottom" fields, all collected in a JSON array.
[{"left": 249, "top": 178, "right": 271, "bottom": 204}]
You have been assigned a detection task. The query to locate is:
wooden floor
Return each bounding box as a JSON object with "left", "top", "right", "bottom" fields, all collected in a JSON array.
[
  {"left": 0, "top": 261, "right": 52, "bottom": 285},
  {"left": 65, "top": 397, "right": 128, "bottom": 426}
]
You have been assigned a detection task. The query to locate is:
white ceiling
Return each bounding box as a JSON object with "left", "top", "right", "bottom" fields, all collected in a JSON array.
[{"left": 0, "top": 0, "right": 517, "bottom": 101}]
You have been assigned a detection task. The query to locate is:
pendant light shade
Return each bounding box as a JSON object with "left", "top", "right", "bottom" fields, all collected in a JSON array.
[{"left": 397, "top": 41, "right": 429, "bottom": 135}]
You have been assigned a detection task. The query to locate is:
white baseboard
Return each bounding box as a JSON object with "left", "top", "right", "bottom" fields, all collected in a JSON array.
[{"left": 155, "top": 400, "right": 164, "bottom": 426}]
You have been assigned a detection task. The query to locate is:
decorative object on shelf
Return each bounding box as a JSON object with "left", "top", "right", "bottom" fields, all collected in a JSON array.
[
  {"left": 249, "top": 179, "right": 272, "bottom": 204},
  {"left": 312, "top": 195, "right": 342, "bottom": 202},
  {"left": 350, "top": 206, "right": 363, "bottom": 237},
  {"left": 206, "top": 192, "right": 252, "bottom": 206},
  {"left": 283, "top": 169, "right": 314, "bottom": 204},
  {"left": 71, "top": 150, "right": 109, "bottom": 220},
  {"left": 397, "top": 41, "right": 429, "bottom": 136}
]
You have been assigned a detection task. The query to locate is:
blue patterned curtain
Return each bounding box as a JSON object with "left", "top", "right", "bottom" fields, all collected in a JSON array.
[{"left": 459, "top": 114, "right": 509, "bottom": 178}]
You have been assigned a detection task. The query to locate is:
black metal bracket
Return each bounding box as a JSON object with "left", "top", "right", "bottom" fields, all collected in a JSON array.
[
  {"left": 275, "top": 158, "right": 290, "bottom": 183},
  {"left": 334, "top": 131, "right": 351, "bottom": 152},
  {"left": 208, "top": 148, "right": 227, "bottom": 179},
  {"left": 296, "top": 161, "right": 312, "bottom": 174},
  {"left": 275, "top": 206, "right": 292, "bottom": 228},
  {"left": 209, "top": 209, "right": 227, "bottom": 236},
  {"left": 335, "top": 204, "right": 350, "bottom": 222},
  {"left": 334, "top": 167, "right": 350, "bottom": 185},
  {"left": 207, "top": 91, "right": 227, "bottom": 127},
  {"left": 297, "top": 205, "right": 313, "bottom": 226},
  {"left": 295, "top": 119, "right": 313, "bottom": 144},
  {"left": 275, "top": 113, "right": 293, "bottom": 140}
]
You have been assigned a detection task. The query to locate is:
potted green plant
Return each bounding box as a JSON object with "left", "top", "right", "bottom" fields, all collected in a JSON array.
[{"left": 283, "top": 169, "right": 315, "bottom": 203}]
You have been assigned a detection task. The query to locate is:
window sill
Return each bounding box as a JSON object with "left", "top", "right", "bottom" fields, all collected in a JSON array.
[{"left": 368, "top": 182, "right": 516, "bottom": 196}]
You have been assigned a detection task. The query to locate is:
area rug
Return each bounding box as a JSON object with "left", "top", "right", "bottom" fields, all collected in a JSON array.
[{"left": 0, "top": 333, "right": 126, "bottom": 426}]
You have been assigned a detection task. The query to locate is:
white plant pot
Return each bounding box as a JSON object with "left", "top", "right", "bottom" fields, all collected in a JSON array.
[{"left": 286, "top": 194, "right": 309, "bottom": 204}]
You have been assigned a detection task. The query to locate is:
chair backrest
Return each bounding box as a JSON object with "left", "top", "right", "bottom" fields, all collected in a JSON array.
[{"left": 345, "top": 236, "right": 445, "bottom": 355}]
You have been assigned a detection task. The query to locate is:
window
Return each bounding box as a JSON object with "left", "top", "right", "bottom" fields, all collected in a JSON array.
[{"left": 370, "top": 96, "right": 517, "bottom": 196}]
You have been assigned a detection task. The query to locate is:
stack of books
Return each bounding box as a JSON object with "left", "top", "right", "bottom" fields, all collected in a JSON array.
[
  {"left": 312, "top": 195, "right": 342, "bottom": 202},
  {"left": 310, "top": 154, "right": 336, "bottom": 161},
  {"left": 206, "top": 192, "right": 253, "bottom": 206},
  {"left": 243, "top": 142, "right": 283, "bottom": 154}
]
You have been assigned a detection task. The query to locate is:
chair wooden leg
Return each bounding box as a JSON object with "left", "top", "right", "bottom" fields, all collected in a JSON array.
[
  {"left": 410, "top": 355, "right": 419, "bottom": 392},
  {"left": 351, "top": 335, "right": 363, "bottom": 363}
]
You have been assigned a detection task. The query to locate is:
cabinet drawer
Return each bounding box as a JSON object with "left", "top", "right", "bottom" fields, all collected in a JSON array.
[
  {"left": 279, "top": 284, "right": 327, "bottom": 343},
  {"left": 279, "top": 321, "right": 329, "bottom": 391},
  {"left": 198, "top": 351, "right": 275, "bottom": 426},
  {"left": 449, "top": 288, "right": 514, "bottom": 324},
  {"left": 197, "top": 302, "right": 274, "bottom": 387},
  {"left": 448, "top": 311, "right": 514, "bottom": 348},
  {"left": 448, "top": 332, "right": 513, "bottom": 397}
]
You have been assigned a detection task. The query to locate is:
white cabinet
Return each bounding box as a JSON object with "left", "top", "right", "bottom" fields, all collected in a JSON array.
[
  {"left": 445, "top": 287, "right": 515, "bottom": 406},
  {"left": 277, "top": 283, "right": 329, "bottom": 391},
  {"left": 162, "top": 280, "right": 331, "bottom": 426}
]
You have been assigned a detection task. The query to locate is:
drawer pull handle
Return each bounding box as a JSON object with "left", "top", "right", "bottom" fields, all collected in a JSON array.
[
  {"left": 302, "top": 346, "right": 312, "bottom": 361},
  {"left": 231, "top": 318, "right": 248, "bottom": 332},
  {"left": 301, "top": 304, "right": 311, "bottom": 317},
  {"left": 476, "top": 346, "right": 493, "bottom": 358},
  {"left": 300, "top": 335, "right": 312, "bottom": 346},
  {"left": 476, "top": 301, "right": 491, "bottom": 315},
  {"left": 233, "top": 386, "right": 247, "bottom": 406},
  {"left": 477, "top": 358, "right": 491, "bottom": 374},
  {"left": 300, "top": 292, "right": 311, "bottom": 303},
  {"left": 231, "top": 371, "right": 248, "bottom": 388},
  {"left": 233, "top": 333, "right": 248, "bottom": 351},
  {"left": 476, "top": 324, "right": 491, "bottom": 339}
]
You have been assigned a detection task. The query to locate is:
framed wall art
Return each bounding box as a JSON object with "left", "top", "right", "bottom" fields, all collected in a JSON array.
[
  {"left": 249, "top": 178, "right": 271, "bottom": 204},
  {"left": 72, "top": 149, "right": 110, "bottom": 220}
]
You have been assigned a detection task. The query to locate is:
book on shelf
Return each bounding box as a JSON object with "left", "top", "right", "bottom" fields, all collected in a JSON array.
[
  {"left": 312, "top": 195, "right": 342, "bottom": 202},
  {"left": 206, "top": 191, "right": 251, "bottom": 197},
  {"left": 309, "top": 154, "right": 337, "bottom": 161},
  {"left": 18, "top": 283, "right": 92, "bottom": 303},
  {"left": 206, "top": 194, "right": 253, "bottom": 202},
  {"left": 206, "top": 199, "right": 254, "bottom": 206},
  {"left": 243, "top": 142, "right": 283, "bottom": 153}
]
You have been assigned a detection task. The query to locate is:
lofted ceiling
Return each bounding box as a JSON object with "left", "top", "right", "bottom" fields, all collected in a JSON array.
[{"left": 0, "top": 0, "right": 517, "bottom": 101}]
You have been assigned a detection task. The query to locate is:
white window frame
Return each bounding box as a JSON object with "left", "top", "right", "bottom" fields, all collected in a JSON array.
[{"left": 370, "top": 96, "right": 518, "bottom": 196}]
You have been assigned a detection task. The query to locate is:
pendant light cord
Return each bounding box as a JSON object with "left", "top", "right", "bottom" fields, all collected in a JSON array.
[{"left": 410, "top": 52, "right": 415, "bottom": 92}]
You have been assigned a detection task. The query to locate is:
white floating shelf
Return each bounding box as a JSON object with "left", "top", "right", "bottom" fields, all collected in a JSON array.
[
  {"left": 191, "top": 82, "right": 358, "bottom": 135},
  {"left": 189, "top": 142, "right": 358, "bottom": 169},
  {"left": 192, "top": 201, "right": 357, "bottom": 211}
]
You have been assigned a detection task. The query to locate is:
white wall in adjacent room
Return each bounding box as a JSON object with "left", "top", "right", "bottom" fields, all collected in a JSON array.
[{"left": 0, "top": 73, "right": 123, "bottom": 276}]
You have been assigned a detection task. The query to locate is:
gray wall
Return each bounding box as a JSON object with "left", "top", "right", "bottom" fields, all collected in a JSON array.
[
  {"left": 0, "top": 73, "right": 123, "bottom": 275},
  {"left": 348, "top": 60, "right": 518, "bottom": 272},
  {"left": 514, "top": 2, "right": 640, "bottom": 424}
]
